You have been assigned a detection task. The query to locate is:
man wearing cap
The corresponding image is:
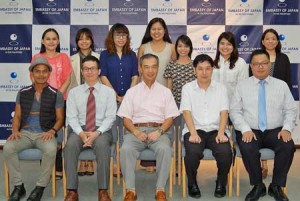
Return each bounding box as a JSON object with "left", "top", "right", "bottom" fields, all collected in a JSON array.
[
  {"left": 3, "top": 57, "right": 65, "bottom": 201},
  {"left": 118, "top": 54, "right": 179, "bottom": 201}
]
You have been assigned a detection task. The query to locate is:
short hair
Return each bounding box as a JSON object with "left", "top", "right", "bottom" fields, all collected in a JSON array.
[
  {"left": 75, "top": 28, "right": 95, "bottom": 52},
  {"left": 82, "top": 55, "right": 100, "bottom": 69},
  {"left": 139, "top": 53, "right": 159, "bottom": 67},
  {"left": 175, "top": 35, "right": 193, "bottom": 59},
  {"left": 193, "top": 54, "right": 214, "bottom": 68},
  {"left": 261, "top": 28, "right": 282, "bottom": 53},
  {"left": 249, "top": 49, "right": 270, "bottom": 63}
]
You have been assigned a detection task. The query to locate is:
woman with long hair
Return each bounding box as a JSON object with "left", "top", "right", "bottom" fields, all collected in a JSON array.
[
  {"left": 138, "top": 17, "right": 176, "bottom": 86},
  {"left": 213, "top": 31, "right": 248, "bottom": 102}
]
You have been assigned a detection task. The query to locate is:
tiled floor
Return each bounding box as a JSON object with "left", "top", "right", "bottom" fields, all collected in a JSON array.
[{"left": 0, "top": 149, "right": 299, "bottom": 201}]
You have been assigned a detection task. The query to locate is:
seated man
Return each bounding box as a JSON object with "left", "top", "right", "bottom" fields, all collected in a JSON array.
[
  {"left": 180, "top": 54, "right": 232, "bottom": 198},
  {"left": 118, "top": 54, "right": 179, "bottom": 201},
  {"left": 230, "top": 49, "right": 296, "bottom": 201},
  {"left": 64, "top": 55, "right": 117, "bottom": 201},
  {"left": 3, "top": 57, "right": 64, "bottom": 201}
]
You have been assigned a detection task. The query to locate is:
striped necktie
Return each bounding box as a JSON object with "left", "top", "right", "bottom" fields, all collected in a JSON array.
[{"left": 85, "top": 87, "right": 96, "bottom": 132}]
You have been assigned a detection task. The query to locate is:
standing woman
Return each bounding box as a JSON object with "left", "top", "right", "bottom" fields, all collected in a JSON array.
[
  {"left": 260, "top": 28, "right": 291, "bottom": 87},
  {"left": 100, "top": 23, "right": 139, "bottom": 176},
  {"left": 164, "top": 34, "right": 196, "bottom": 105},
  {"left": 138, "top": 17, "right": 176, "bottom": 86},
  {"left": 259, "top": 28, "right": 291, "bottom": 179},
  {"left": 32, "top": 28, "right": 72, "bottom": 100},
  {"left": 70, "top": 28, "right": 100, "bottom": 176},
  {"left": 32, "top": 28, "right": 72, "bottom": 179},
  {"left": 163, "top": 35, "right": 196, "bottom": 181},
  {"left": 213, "top": 31, "right": 248, "bottom": 102},
  {"left": 100, "top": 23, "right": 139, "bottom": 102}
]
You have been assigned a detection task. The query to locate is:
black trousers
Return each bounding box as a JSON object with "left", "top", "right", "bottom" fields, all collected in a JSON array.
[
  {"left": 235, "top": 127, "right": 295, "bottom": 187},
  {"left": 184, "top": 130, "right": 232, "bottom": 187}
]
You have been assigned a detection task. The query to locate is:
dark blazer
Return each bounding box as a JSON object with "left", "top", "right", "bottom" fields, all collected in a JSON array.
[
  {"left": 273, "top": 52, "right": 291, "bottom": 89},
  {"left": 249, "top": 52, "right": 291, "bottom": 89}
]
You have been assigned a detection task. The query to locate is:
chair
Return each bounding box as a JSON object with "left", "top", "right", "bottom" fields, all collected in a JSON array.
[
  {"left": 62, "top": 124, "right": 118, "bottom": 198},
  {"left": 4, "top": 129, "right": 63, "bottom": 198},
  {"left": 179, "top": 116, "right": 233, "bottom": 197},
  {"left": 122, "top": 126, "right": 176, "bottom": 198},
  {"left": 232, "top": 129, "right": 287, "bottom": 196}
]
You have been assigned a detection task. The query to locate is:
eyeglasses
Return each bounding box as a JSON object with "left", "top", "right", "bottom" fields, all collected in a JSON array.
[
  {"left": 114, "top": 33, "right": 128, "bottom": 39},
  {"left": 82, "top": 67, "right": 98, "bottom": 72},
  {"left": 250, "top": 62, "right": 269, "bottom": 68}
]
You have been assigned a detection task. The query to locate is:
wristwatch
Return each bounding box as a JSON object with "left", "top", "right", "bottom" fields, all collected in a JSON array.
[
  {"left": 96, "top": 130, "right": 102, "bottom": 136},
  {"left": 157, "top": 127, "right": 164, "bottom": 135}
]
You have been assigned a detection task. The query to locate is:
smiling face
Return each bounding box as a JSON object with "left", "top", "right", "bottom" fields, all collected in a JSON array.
[
  {"left": 262, "top": 31, "right": 279, "bottom": 52},
  {"left": 113, "top": 31, "right": 128, "bottom": 50},
  {"left": 77, "top": 33, "right": 92, "bottom": 51},
  {"left": 140, "top": 57, "right": 159, "bottom": 84},
  {"left": 150, "top": 22, "right": 165, "bottom": 41},
  {"left": 218, "top": 38, "right": 233, "bottom": 60},
  {"left": 31, "top": 64, "right": 51, "bottom": 84},
  {"left": 41, "top": 31, "right": 59, "bottom": 52},
  {"left": 176, "top": 40, "right": 191, "bottom": 58},
  {"left": 81, "top": 60, "right": 100, "bottom": 84}
]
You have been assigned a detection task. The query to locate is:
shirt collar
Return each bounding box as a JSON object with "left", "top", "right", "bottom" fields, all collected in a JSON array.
[
  {"left": 192, "top": 80, "right": 216, "bottom": 90},
  {"left": 141, "top": 81, "right": 157, "bottom": 90},
  {"left": 84, "top": 82, "right": 101, "bottom": 92},
  {"left": 252, "top": 76, "right": 270, "bottom": 84}
]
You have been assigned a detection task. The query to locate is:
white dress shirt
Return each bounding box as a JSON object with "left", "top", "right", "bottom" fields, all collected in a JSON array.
[
  {"left": 230, "top": 76, "right": 297, "bottom": 134},
  {"left": 67, "top": 82, "right": 117, "bottom": 135},
  {"left": 180, "top": 80, "right": 229, "bottom": 135},
  {"left": 212, "top": 56, "right": 248, "bottom": 101}
]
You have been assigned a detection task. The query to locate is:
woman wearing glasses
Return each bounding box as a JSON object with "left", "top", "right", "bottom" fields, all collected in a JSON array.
[
  {"left": 100, "top": 23, "right": 139, "bottom": 103},
  {"left": 100, "top": 23, "right": 139, "bottom": 177}
]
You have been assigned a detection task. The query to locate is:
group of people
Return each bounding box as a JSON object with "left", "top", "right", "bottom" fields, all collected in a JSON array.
[{"left": 3, "top": 16, "right": 296, "bottom": 201}]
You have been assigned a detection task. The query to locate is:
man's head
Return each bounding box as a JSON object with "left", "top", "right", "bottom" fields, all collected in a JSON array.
[
  {"left": 249, "top": 49, "right": 270, "bottom": 80},
  {"left": 193, "top": 54, "right": 214, "bottom": 85},
  {"left": 29, "top": 57, "right": 52, "bottom": 84},
  {"left": 140, "top": 54, "right": 159, "bottom": 84},
  {"left": 81, "top": 55, "right": 100, "bottom": 84}
]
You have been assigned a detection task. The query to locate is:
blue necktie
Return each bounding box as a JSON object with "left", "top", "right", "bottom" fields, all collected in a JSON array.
[{"left": 258, "top": 80, "right": 267, "bottom": 132}]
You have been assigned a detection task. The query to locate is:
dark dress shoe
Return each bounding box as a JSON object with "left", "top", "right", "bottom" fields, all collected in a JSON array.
[
  {"left": 245, "top": 183, "right": 266, "bottom": 201},
  {"left": 8, "top": 183, "right": 26, "bottom": 201},
  {"left": 268, "top": 183, "right": 289, "bottom": 201},
  {"left": 78, "top": 171, "right": 86, "bottom": 176},
  {"left": 214, "top": 180, "right": 226, "bottom": 198},
  {"left": 27, "top": 186, "right": 44, "bottom": 201},
  {"left": 188, "top": 183, "right": 201, "bottom": 198}
]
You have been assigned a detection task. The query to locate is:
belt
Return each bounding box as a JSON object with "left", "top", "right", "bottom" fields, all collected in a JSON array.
[{"left": 134, "top": 122, "right": 162, "bottom": 127}]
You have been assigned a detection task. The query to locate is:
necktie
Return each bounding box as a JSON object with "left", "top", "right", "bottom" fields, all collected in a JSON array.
[
  {"left": 258, "top": 80, "right": 267, "bottom": 132},
  {"left": 86, "top": 87, "right": 96, "bottom": 132}
]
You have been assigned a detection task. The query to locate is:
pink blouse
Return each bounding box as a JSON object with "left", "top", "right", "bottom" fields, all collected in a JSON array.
[{"left": 32, "top": 53, "right": 72, "bottom": 99}]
